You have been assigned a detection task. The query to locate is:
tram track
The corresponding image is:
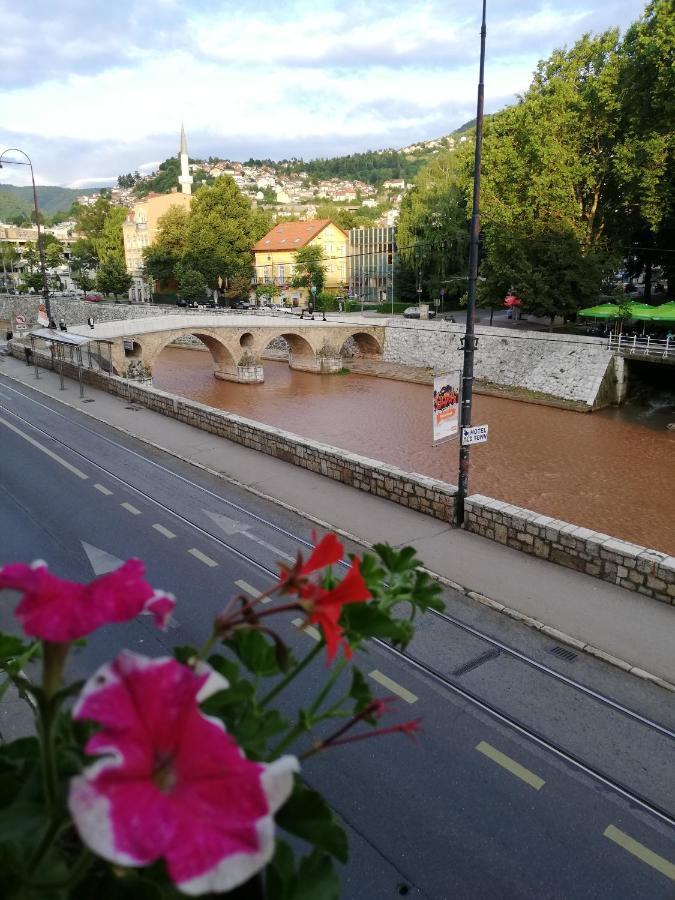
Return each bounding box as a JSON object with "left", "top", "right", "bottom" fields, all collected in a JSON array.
[{"left": 1, "top": 376, "right": 675, "bottom": 829}]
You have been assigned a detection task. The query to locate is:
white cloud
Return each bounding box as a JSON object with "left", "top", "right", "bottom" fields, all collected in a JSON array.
[{"left": 0, "top": 0, "right": 648, "bottom": 185}]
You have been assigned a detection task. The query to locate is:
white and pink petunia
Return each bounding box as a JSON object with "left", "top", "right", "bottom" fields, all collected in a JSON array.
[
  {"left": 0, "top": 559, "right": 174, "bottom": 642},
  {"left": 68, "top": 651, "right": 298, "bottom": 896}
]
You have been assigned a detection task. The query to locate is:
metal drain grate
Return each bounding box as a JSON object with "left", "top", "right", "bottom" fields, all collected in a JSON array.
[
  {"left": 452, "top": 647, "right": 501, "bottom": 677},
  {"left": 124, "top": 405, "right": 140, "bottom": 411},
  {"left": 548, "top": 645, "right": 578, "bottom": 662}
]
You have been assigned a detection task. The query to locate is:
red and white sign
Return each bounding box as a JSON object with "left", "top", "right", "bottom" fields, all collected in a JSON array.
[
  {"left": 432, "top": 372, "right": 460, "bottom": 444},
  {"left": 13, "top": 313, "right": 27, "bottom": 330}
]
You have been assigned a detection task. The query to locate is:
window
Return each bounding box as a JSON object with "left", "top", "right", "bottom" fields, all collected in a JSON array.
[
  {"left": 277, "top": 265, "right": 285, "bottom": 280},
  {"left": 325, "top": 242, "right": 334, "bottom": 254}
]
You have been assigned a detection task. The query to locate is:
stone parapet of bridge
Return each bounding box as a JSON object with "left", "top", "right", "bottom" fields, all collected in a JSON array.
[{"left": 70, "top": 314, "right": 386, "bottom": 382}]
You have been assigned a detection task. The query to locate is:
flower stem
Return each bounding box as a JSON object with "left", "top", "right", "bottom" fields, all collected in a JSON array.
[
  {"left": 38, "top": 642, "right": 69, "bottom": 816},
  {"left": 260, "top": 640, "right": 323, "bottom": 707}
]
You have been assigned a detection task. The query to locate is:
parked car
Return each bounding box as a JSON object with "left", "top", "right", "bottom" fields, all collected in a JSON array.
[
  {"left": 85, "top": 292, "right": 104, "bottom": 302},
  {"left": 403, "top": 306, "right": 436, "bottom": 319},
  {"left": 232, "top": 301, "right": 254, "bottom": 310}
]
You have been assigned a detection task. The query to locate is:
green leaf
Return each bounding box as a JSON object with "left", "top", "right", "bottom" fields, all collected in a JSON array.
[
  {"left": 292, "top": 849, "right": 340, "bottom": 900},
  {"left": 0, "top": 802, "right": 49, "bottom": 842},
  {"left": 0, "top": 635, "right": 31, "bottom": 664},
  {"left": 277, "top": 780, "right": 348, "bottom": 864},
  {"left": 229, "top": 629, "right": 290, "bottom": 677},
  {"left": 266, "top": 839, "right": 296, "bottom": 900},
  {"left": 341, "top": 604, "right": 411, "bottom": 644},
  {"left": 172, "top": 645, "right": 198, "bottom": 665},
  {"left": 266, "top": 843, "right": 340, "bottom": 900},
  {"left": 348, "top": 668, "right": 373, "bottom": 713}
]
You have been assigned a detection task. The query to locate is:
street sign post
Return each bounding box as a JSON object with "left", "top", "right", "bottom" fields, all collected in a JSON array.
[{"left": 461, "top": 424, "right": 489, "bottom": 446}]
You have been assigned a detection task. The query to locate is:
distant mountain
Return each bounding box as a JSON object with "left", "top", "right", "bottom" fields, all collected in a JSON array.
[{"left": 0, "top": 185, "right": 99, "bottom": 223}]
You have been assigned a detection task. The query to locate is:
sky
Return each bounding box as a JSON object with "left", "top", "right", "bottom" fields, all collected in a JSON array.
[{"left": 0, "top": 0, "right": 648, "bottom": 188}]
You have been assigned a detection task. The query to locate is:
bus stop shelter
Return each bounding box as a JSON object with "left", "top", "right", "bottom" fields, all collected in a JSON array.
[{"left": 28, "top": 328, "right": 114, "bottom": 395}]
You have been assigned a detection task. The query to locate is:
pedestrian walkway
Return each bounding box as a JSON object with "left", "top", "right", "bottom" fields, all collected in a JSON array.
[{"left": 1, "top": 351, "right": 673, "bottom": 686}]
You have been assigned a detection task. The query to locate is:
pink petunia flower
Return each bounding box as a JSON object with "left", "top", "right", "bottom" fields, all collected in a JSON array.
[
  {"left": 0, "top": 559, "right": 174, "bottom": 642},
  {"left": 69, "top": 651, "right": 298, "bottom": 896}
]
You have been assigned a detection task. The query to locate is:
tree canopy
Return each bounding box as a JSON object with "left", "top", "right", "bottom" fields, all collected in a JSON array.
[{"left": 396, "top": 0, "right": 675, "bottom": 313}]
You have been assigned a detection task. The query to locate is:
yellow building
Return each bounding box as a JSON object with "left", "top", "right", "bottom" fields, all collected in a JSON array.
[
  {"left": 122, "top": 190, "right": 192, "bottom": 276},
  {"left": 253, "top": 219, "right": 348, "bottom": 303}
]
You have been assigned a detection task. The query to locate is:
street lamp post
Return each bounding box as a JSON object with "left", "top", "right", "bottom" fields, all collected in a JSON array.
[
  {"left": 456, "top": 0, "right": 487, "bottom": 526},
  {"left": 0, "top": 149, "right": 51, "bottom": 322}
]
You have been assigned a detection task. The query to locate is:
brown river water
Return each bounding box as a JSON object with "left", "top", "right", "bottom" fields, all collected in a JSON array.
[{"left": 153, "top": 348, "right": 675, "bottom": 554}]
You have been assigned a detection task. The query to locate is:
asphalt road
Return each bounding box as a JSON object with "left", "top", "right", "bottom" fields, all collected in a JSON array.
[{"left": 1, "top": 373, "right": 674, "bottom": 899}]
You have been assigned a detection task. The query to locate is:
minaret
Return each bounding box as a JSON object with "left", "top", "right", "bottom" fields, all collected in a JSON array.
[{"left": 178, "top": 122, "right": 193, "bottom": 195}]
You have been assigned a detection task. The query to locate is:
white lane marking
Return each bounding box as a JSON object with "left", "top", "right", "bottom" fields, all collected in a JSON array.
[
  {"left": 81, "top": 541, "right": 124, "bottom": 576},
  {"left": 0, "top": 415, "right": 88, "bottom": 480},
  {"left": 476, "top": 741, "right": 545, "bottom": 790},
  {"left": 94, "top": 483, "right": 113, "bottom": 496},
  {"left": 188, "top": 548, "right": 218, "bottom": 568},
  {"left": 369, "top": 670, "right": 418, "bottom": 704},
  {"left": 121, "top": 502, "right": 141, "bottom": 516},
  {"left": 153, "top": 523, "right": 176, "bottom": 539},
  {"left": 604, "top": 825, "right": 675, "bottom": 881},
  {"left": 235, "top": 579, "right": 272, "bottom": 604},
  {"left": 292, "top": 617, "right": 321, "bottom": 642},
  {"left": 204, "top": 510, "right": 295, "bottom": 562}
]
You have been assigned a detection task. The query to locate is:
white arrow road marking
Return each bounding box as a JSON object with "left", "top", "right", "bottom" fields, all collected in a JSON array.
[
  {"left": 81, "top": 541, "right": 124, "bottom": 576},
  {"left": 203, "top": 510, "right": 295, "bottom": 563},
  {"left": 80, "top": 541, "right": 179, "bottom": 628}
]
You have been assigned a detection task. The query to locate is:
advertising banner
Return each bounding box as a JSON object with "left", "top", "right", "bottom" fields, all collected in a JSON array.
[
  {"left": 432, "top": 372, "right": 460, "bottom": 444},
  {"left": 37, "top": 302, "right": 49, "bottom": 327}
]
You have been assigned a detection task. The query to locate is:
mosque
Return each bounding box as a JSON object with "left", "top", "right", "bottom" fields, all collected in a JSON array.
[{"left": 122, "top": 124, "right": 193, "bottom": 302}]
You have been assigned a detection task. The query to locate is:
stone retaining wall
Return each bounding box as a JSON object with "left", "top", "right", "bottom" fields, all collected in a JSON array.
[
  {"left": 382, "top": 321, "right": 615, "bottom": 408},
  {"left": 10, "top": 345, "right": 456, "bottom": 522},
  {"left": 464, "top": 495, "right": 675, "bottom": 606},
  {"left": 0, "top": 295, "right": 170, "bottom": 330}
]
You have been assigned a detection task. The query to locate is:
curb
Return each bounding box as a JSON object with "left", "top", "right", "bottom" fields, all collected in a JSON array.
[{"left": 2, "top": 363, "right": 674, "bottom": 695}]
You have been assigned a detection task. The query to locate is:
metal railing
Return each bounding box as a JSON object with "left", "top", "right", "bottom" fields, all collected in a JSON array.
[{"left": 608, "top": 333, "right": 674, "bottom": 360}]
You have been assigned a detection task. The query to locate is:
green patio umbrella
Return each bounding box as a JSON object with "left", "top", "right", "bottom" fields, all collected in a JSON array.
[
  {"left": 626, "top": 302, "right": 659, "bottom": 319},
  {"left": 646, "top": 302, "right": 675, "bottom": 322},
  {"left": 578, "top": 303, "right": 620, "bottom": 318}
]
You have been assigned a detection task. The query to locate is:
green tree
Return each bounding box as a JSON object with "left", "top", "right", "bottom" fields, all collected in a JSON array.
[
  {"left": 177, "top": 267, "right": 207, "bottom": 302},
  {"left": 96, "top": 257, "right": 132, "bottom": 296},
  {"left": 74, "top": 196, "right": 127, "bottom": 264},
  {"left": 612, "top": 0, "right": 675, "bottom": 297},
  {"left": 221, "top": 271, "right": 253, "bottom": 303},
  {"left": 21, "top": 242, "right": 40, "bottom": 273},
  {"left": 255, "top": 282, "right": 281, "bottom": 305},
  {"left": 44, "top": 239, "right": 64, "bottom": 270},
  {"left": 292, "top": 245, "right": 326, "bottom": 295},
  {"left": 142, "top": 204, "right": 190, "bottom": 287},
  {"left": 184, "top": 176, "right": 268, "bottom": 288}
]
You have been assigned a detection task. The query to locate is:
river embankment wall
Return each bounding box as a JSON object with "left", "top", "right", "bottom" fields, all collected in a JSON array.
[
  {"left": 381, "top": 321, "right": 616, "bottom": 409},
  {"left": 0, "top": 296, "right": 170, "bottom": 329},
  {"left": 7, "top": 341, "right": 673, "bottom": 607}
]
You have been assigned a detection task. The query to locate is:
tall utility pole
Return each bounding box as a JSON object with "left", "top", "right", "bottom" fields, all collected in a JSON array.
[
  {"left": 456, "top": 0, "right": 487, "bottom": 526},
  {"left": 0, "top": 149, "right": 52, "bottom": 322}
]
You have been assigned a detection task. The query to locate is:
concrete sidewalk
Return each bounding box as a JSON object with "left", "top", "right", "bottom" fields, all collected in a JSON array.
[{"left": 1, "top": 351, "right": 673, "bottom": 688}]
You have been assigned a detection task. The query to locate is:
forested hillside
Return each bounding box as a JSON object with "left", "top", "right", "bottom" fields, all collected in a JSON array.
[{"left": 0, "top": 185, "right": 98, "bottom": 223}]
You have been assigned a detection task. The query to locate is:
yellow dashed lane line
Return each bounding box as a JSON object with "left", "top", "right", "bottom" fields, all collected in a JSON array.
[
  {"left": 369, "top": 669, "right": 418, "bottom": 704},
  {"left": 188, "top": 548, "right": 218, "bottom": 568},
  {"left": 476, "top": 741, "right": 545, "bottom": 790},
  {"left": 604, "top": 825, "right": 675, "bottom": 881}
]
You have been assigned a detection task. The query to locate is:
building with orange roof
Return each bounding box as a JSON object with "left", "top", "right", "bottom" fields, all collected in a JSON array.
[{"left": 253, "top": 219, "right": 348, "bottom": 304}]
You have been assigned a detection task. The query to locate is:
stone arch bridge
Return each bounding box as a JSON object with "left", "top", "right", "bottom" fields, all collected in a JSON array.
[{"left": 72, "top": 314, "right": 385, "bottom": 383}]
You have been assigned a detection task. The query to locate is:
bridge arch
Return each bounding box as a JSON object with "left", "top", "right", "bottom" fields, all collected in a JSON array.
[
  {"left": 146, "top": 330, "right": 238, "bottom": 380},
  {"left": 341, "top": 330, "right": 383, "bottom": 358}
]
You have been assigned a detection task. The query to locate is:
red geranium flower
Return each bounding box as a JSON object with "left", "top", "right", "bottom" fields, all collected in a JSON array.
[
  {"left": 300, "top": 559, "right": 372, "bottom": 661},
  {"left": 0, "top": 559, "right": 174, "bottom": 642},
  {"left": 279, "top": 532, "right": 344, "bottom": 594}
]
